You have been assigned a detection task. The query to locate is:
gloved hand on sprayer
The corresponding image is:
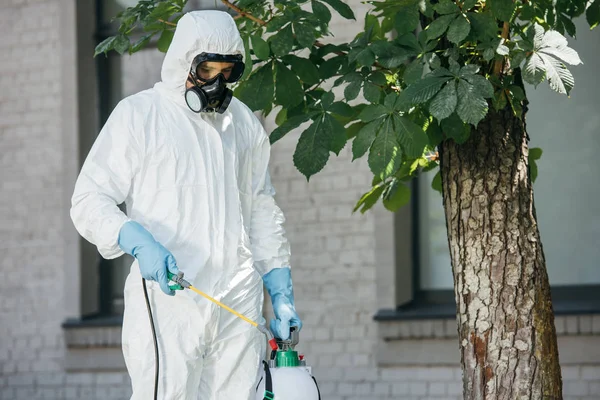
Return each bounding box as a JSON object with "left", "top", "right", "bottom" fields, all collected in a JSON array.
[
  {"left": 118, "top": 221, "right": 180, "bottom": 296},
  {"left": 263, "top": 267, "right": 303, "bottom": 340},
  {"left": 118, "top": 220, "right": 302, "bottom": 340}
]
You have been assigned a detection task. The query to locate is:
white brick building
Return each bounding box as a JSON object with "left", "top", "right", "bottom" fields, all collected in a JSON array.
[{"left": 1, "top": 1, "right": 599, "bottom": 399}]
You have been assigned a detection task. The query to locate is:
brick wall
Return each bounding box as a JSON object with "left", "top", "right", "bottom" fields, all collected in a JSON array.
[{"left": 0, "top": 1, "right": 67, "bottom": 399}]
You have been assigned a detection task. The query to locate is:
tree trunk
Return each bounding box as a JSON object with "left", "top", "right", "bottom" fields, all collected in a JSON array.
[{"left": 438, "top": 105, "right": 562, "bottom": 399}]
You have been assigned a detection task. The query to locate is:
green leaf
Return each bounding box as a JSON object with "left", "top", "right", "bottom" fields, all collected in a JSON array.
[
  {"left": 358, "top": 104, "right": 388, "bottom": 122},
  {"left": 157, "top": 30, "right": 173, "bottom": 53},
  {"left": 524, "top": 26, "right": 582, "bottom": 95},
  {"left": 113, "top": 34, "right": 131, "bottom": 55},
  {"left": 459, "top": 63, "right": 480, "bottom": 77},
  {"left": 275, "top": 62, "right": 305, "bottom": 108},
  {"left": 237, "top": 62, "right": 274, "bottom": 111},
  {"left": 365, "top": 13, "right": 383, "bottom": 40},
  {"left": 468, "top": 12, "right": 499, "bottom": 40},
  {"left": 448, "top": 59, "right": 461, "bottom": 75},
  {"left": 544, "top": 56, "right": 575, "bottom": 95},
  {"left": 329, "top": 101, "right": 353, "bottom": 117},
  {"left": 426, "top": 119, "right": 444, "bottom": 146},
  {"left": 241, "top": 35, "right": 252, "bottom": 81},
  {"left": 587, "top": 0, "right": 600, "bottom": 29},
  {"left": 463, "top": 74, "right": 494, "bottom": 98},
  {"left": 396, "top": 33, "right": 421, "bottom": 54},
  {"left": 447, "top": 15, "right": 471, "bottom": 44},
  {"left": 384, "top": 92, "right": 402, "bottom": 111},
  {"left": 529, "top": 147, "right": 542, "bottom": 183},
  {"left": 319, "top": 56, "right": 343, "bottom": 79},
  {"left": 321, "top": 0, "right": 355, "bottom": 19},
  {"left": 529, "top": 147, "right": 543, "bottom": 160},
  {"left": 394, "top": 5, "right": 420, "bottom": 35},
  {"left": 130, "top": 33, "right": 152, "bottom": 54},
  {"left": 383, "top": 181, "right": 411, "bottom": 211},
  {"left": 356, "top": 48, "right": 376, "bottom": 67},
  {"left": 404, "top": 60, "right": 424, "bottom": 84},
  {"left": 369, "top": 71, "right": 387, "bottom": 85},
  {"left": 270, "top": 24, "right": 294, "bottom": 56},
  {"left": 400, "top": 76, "right": 452, "bottom": 105},
  {"left": 539, "top": 31, "right": 582, "bottom": 64},
  {"left": 294, "top": 22, "right": 317, "bottom": 48},
  {"left": 394, "top": 115, "right": 429, "bottom": 158},
  {"left": 429, "top": 81, "right": 458, "bottom": 120},
  {"left": 346, "top": 121, "right": 365, "bottom": 139},
  {"left": 353, "top": 185, "right": 385, "bottom": 213},
  {"left": 435, "top": 0, "right": 459, "bottom": 15},
  {"left": 321, "top": 91, "right": 335, "bottom": 109},
  {"left": 509, "top": 85, "right": 526, "bottom": 101},
  {"left": 442, "top": 113, "right": 471, "bottom": 143},
  {"left": 293, "top": 115, "right": 331, "bottom": 180},
  {"left": 523, "top": 53, "right": 546, "bottom": 86},
  {"left": 492, "top": 90, "right": 508, "bottom": 111},
  {"left": 425, "top": 14, "right": 456, "bottom": 40},
  {"left": 282, "top": 55, "right": 320, "bottom": 85},
  {"left": 363, "top": 82, "right": 382, "bottom": 103},
  {"left": 456, "top": 79, "right": 488, "bottom": 126},
  {"left": 539, "top": 43, "right": 582, "bottom": 66},
  {"left": 419, "top": 0, "right": 435, "bottom": 18},
  {"left": 94, "top": 36, "right": 118, "bottom": 57},
  {"left": 251, "top": 35, "right": 270, "bottom": 60},
  {"left": 312, "top": 0, "right": 332, "bottom": 24},
  {"left": 489, "top": 0, "right": 516, "bottom": 21},
  {"left": 275, "top": 108, "right": 287, "bottom": 126},
  {"left": 431, "top": 171, "right": 443, "bottom": 193},
  {"left": 266, "top": 16, "right": 290, "bottom": 33},
  {"left": 496, "top": 40, "right": 510, "bottom": 56},
  {"left": 368, "top": 118, "right": 403, "bottom": 180},
  {"left": 270, "top": 114, "right": 311, "bottom": 144},
  {"left": 371, "top": 41, "right": 411, "bottom": 68},
  {"left": 344, "top": 80, "right": 362, "bottom": 101},
  {"left": 483, "top": 48, "right": 495, "bottom": 61},
  {"left": 462, "top": 0, "right": 477, "bottom": 10},
  {"left": 323, "top": 113, "right": 347, "bottom": 155},
  {"left": 352, "top": 119, "right": 382, "bottom": 160}
]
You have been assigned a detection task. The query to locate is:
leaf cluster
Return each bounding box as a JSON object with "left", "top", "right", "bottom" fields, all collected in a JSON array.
[{"left": 97, "top": 0, "right": 599, "bottom": 213}]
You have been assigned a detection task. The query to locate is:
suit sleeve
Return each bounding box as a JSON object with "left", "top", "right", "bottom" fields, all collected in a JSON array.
[
  {"left": 70, "top": 100, "right": 142, "bottom": 259},
  {"left": 248, "top": 124, "right": 291, "bottom": 276}
]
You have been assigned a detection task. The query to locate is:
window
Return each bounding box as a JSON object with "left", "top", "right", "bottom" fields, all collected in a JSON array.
[{"left": 376, "top": 17, "right": 600, "bottom": 321}]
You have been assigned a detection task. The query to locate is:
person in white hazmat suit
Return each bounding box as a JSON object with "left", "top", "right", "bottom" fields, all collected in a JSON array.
[{"left": 70, "top": 10, "right": 302, "bottom": 400}]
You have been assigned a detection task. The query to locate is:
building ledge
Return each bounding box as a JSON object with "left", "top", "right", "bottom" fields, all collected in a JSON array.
[{"left": 62, "top": 316, "right": 125, "bottom": 372}]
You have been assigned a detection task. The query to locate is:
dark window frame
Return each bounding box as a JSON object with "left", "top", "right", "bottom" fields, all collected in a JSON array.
[{"left": 374, "top": 179, "right": 600, "bottom": 322}]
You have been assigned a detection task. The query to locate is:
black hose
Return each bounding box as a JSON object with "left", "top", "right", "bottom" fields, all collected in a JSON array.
[{"left": 142, "top": 278, "right": 159, "bottom": 400}]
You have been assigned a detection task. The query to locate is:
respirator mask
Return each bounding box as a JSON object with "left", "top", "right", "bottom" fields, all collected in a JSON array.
[{"left": 184, "top": 52, "right": 245, "bottom": 114}]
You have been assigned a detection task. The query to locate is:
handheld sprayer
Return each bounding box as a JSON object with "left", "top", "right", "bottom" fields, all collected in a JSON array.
[{"left": 142, "top": 272, "right": 320, "bottom": 399}]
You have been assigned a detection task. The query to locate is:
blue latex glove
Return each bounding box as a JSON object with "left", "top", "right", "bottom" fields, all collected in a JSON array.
[
  {"left": 263, "top": 267, "right": 302, "bottom": 340},
  {"left": 118, "top": 221, "right": 179, "bottom": 296}
]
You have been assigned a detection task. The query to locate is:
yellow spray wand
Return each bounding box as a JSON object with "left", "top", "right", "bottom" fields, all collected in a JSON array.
[{"left": 167, "top": 271, "right": 278, "bottom": 351}]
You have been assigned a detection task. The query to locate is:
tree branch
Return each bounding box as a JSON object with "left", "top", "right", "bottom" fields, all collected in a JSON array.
[
  {"left": 220, "top": 0, "right": 388, "bottom": 71},
  {"left": 493, "top": 22, "right": 510, "bottom": 75},
  {"left": 220, "top": 0, "right": 344, "bottom": 56},
  {"left": 158, "top": 18, "right": 177, "bottom": 27},
  {"left": 221, "top": 0, "right": 267, "bottom": 26}
]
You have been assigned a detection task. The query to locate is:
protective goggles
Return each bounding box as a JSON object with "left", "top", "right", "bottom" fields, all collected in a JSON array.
[{"left": 190, "top": 52, "right": 245, "bottom": 83}]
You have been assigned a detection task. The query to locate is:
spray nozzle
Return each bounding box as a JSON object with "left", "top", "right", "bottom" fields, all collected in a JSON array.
[
  {"left": 275, "top": 326, "right": 300, "bottom": 351},
  {"left": 167, "top": 271, "right": 191, "bottom": 291}
]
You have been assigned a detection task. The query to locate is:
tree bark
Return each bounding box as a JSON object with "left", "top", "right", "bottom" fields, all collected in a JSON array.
[{"left": 439, "top": 105, "right": 562, "bottom": 399}]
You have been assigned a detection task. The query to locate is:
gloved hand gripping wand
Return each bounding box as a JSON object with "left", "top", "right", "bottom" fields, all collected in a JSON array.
[{"left": 167, "top": 271, "right": 278, "bottom": 352}]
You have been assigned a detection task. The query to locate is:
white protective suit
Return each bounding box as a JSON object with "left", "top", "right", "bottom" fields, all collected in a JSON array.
[{"left": 70, "top": 10, "right": 291, "bottom": 400}]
